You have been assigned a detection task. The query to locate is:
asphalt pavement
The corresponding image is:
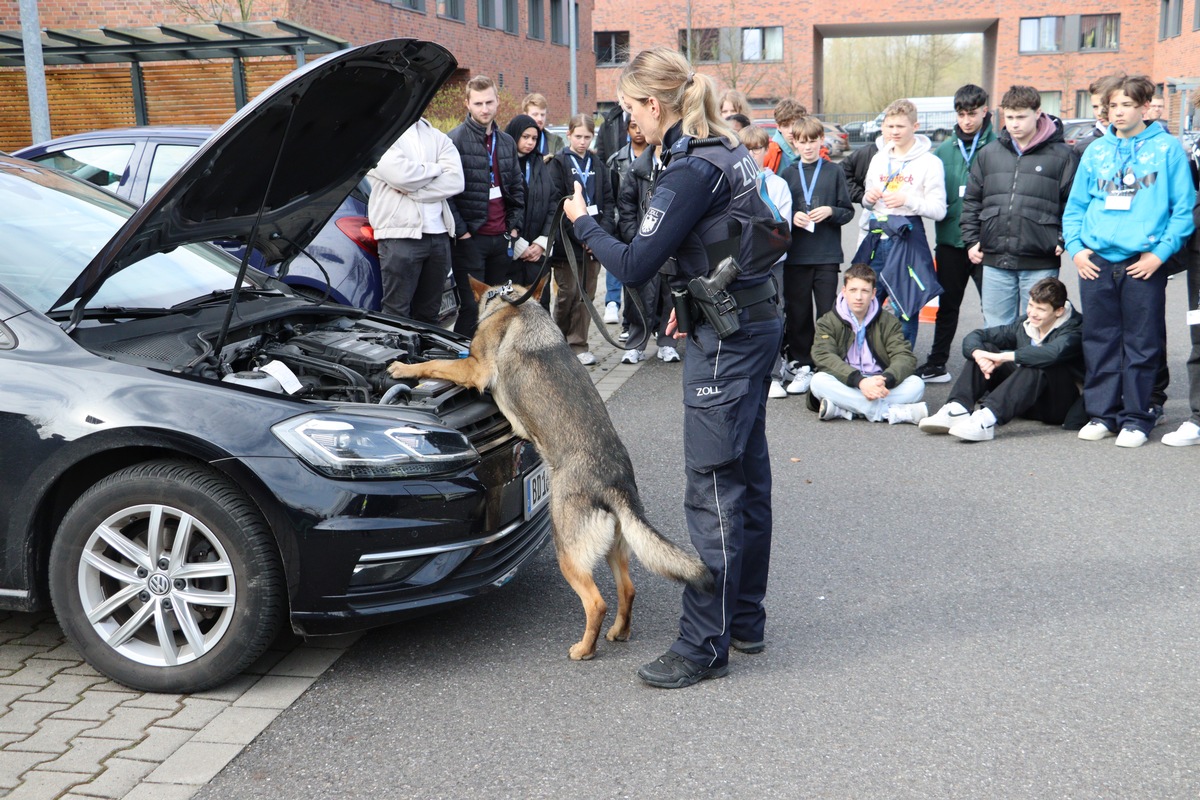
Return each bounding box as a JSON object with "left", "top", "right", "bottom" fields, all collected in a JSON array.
[{"left": 195, "top": 262, "right": 1200, "bottom": 799}]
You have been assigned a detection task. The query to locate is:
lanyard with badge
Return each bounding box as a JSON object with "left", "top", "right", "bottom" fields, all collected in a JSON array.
[
  {"left": 484, "top": 130, "right": 504, "bottom": 201},
  {"left": 1105, "top": 139, "right": 1145, "bottom": 211},
  {"left": 797, "top": 158, "right": 822, "bottom": 233},
  {"left": 956, "top": 131, "right": 980, "bottom": 198},
  {"left": 569, "top": 152, "right": 598, "bottom": 216}
]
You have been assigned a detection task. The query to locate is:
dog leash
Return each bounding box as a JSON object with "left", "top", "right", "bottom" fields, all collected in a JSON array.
[{"left": 554, "top": 199, "right": 651, "bottom": 352}]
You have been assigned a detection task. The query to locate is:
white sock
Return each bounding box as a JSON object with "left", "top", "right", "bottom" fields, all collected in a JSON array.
[{"left": 975, "top": 407, "right": 997, "bottom": 428}]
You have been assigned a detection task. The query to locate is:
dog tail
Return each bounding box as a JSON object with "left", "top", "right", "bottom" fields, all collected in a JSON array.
[{"left": 616, "top": 502, "right": 714, "bottom": 594}]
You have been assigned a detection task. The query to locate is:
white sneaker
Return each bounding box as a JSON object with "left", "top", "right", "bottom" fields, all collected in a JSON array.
[
  {"left": 768, "top": 380, "right": 788, "bottom": 399},
  {"left": 576, "top": 351, "right": 597, "bottom": 366},
  {"left": 1162, "top": 420, "right": 1200, "bottom": 447},
  {"left": 948, "top": 409, "right": 996, "bottom": 441},
  {"left": 785, "top": 366, "right": 813, "bottom": 394},
  {"left": 1115, "top": 428, "right": 1148, "bottom": 448},
  {"left": 818, "top": 397, "right": 853, "bottom": 421},
  {"left": 918, "top": 402, "right": 970, "bottom": 434},
  {"left": 1078, "top": 419, "right": 1115, "bottom": 441},
  {"left": 618, "top": 329, "right": 630, "bottom": 341},
  {"left": 886, "top": 402, "right": 929, "bottom": 425},
  {"left": 620, "top": 349, "right": 644, "bottom": 364},
  {"left": 657, "top": 345, "right": 681, "bottom": 363},
  {"left": 604, "top": 301, "right": 620, "bottom": 324}
]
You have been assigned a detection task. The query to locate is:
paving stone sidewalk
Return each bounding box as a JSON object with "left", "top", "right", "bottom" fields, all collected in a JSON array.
[{"left": 0, "top": 288, "right": 656, "bottom": 799}]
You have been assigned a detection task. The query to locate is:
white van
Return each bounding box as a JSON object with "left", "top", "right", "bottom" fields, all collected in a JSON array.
[{"left": 861, "top": 96, "right": 957, "bottom": 143}]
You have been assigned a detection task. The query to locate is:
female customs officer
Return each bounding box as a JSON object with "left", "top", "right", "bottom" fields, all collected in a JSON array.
[{"left": 563, "top": 47, "right": 790, "bottom": 688}]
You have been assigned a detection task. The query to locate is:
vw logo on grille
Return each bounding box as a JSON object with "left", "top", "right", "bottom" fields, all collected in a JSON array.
[{"left": 147, "top": 573, "right": 171, "bottom": 596}]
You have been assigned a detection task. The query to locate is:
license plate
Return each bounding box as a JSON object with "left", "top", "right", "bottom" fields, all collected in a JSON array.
[{"left": 523, "top": 463, "right": 550, "bottom": 519}]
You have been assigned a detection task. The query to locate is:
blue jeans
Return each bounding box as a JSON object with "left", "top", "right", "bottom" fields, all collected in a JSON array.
[
  {"left": 605, "top": 268, "right": 622, "bottom": 306},
  {"left": 981, "top": 266, "right": 1059, "bottom": 328},
  {"left": 810, "top": 372, "right": 926, "bottom": 421},
  {"left": 1078, "top": 254, "right": 1167, "bottom": 434},
  {"left": 867, "top": 237, "right": 920, "bottom": 348}
]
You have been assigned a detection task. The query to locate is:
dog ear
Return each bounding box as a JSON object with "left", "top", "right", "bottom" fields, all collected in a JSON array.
[
  {"left": 532, "top": 273, "right": 550, "bottom": 300},
  {"left": 468, "top": 276, "right": 490, "bottom": 300}
]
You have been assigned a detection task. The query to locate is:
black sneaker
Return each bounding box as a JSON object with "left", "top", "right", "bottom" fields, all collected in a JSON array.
[
  {"left": 637, "top": 651, "right": 728, "bottom": 688},
  {"left": 916, "top": 362, "right": 951, "bottom": 383},
  {"left": 731, "top": 638, "right": 765, "bottom": 654}
]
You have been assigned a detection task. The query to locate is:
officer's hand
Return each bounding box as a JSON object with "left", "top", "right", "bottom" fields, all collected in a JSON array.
[
  {"left": 665, "top": 308, "right": 688, "bottom": 340},
  {"left": 563, "top": 182, "right": 588, "bottom": 223}
]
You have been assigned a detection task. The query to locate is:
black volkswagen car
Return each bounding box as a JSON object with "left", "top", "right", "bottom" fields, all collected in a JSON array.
[{"left": 0, "top": 40, "right": 550, "bottom": 693}]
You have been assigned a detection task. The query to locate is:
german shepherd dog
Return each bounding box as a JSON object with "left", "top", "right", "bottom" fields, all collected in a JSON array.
[{"left": 388, "top": 276, "right": 713, "bottom": 660}]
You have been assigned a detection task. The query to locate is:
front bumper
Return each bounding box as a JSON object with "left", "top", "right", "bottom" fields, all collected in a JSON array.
[{"left": 237, "top": 436, "right": 551, "bottom": 636}]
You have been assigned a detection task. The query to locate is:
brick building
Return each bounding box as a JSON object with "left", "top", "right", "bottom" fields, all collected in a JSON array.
[
  {"left": 0, "top": 0, "right": 594, "bottom": 150},
  {"left": 593, "top": 0, "right": 1200, "bottom": 124}
]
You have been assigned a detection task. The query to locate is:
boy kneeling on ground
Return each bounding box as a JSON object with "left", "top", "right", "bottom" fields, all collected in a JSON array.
[
  {"left": 809, "top": 263, "right": 928, "bottom": 424},
  {"left": 919, "top": 277, "right": 1083, "bottom": 441}
]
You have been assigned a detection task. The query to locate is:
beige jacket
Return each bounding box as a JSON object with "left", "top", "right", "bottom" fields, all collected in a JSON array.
[{"left": 366, "top": 118, "right": 464, "bottom": 240}]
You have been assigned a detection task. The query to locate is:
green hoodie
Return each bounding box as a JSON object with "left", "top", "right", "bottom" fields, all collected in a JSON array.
[{"left": 934, "top": 118, "right": 996, "bottom": 247}]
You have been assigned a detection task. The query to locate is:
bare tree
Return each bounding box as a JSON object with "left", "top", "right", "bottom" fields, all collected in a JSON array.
[{"left": 162, "top": 0, "right": 257, "bottom": 22}]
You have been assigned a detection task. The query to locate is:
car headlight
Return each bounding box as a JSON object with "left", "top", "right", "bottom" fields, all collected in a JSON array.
[{"left": 272, "top": 414, "right": 479, "bottom": 479}]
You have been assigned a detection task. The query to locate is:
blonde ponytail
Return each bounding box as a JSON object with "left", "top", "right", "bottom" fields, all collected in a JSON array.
[{"left": 619, "top": 48, "right": 739, "bottom": 148}]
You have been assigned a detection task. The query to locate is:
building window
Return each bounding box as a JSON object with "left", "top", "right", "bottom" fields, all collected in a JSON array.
[
  {"left": 528, "top": 0, "right": 544, "bottom": 39},
  {"left": 550, "top": 0, "right": 566, "bottom": 44},
  {"left": 678, "top": 28, "right": 721, "bottom": 62},
  {"left": 1075, "top": 89, "right": 1093, "bottom": 116},
  {"left": 741, "top": 27, "right": 783, "bottom": 61},
  {"left": 437, "top": 0, "right": 463, "bottom": 20},
  {"left": 479, "top": 0, "right": 496, "bottom": 28},
  {"left": 1039, "top": 91, "right": 1062, "bottom": 116},
  {"left": 595, "top": 31, "right": 629, "bottom": 66},
  {"left": 504, "top": 0, "right": 518, "bottom": 33},
  {"left": 1019, "top": 16, "right": 1063, "bottom": 52},
  {"left": 1079, "top": 14, "right": 1119, "bottom": 49},
  {"left": 1159, "top": 0, "right": 1182, "bottom": 37}
]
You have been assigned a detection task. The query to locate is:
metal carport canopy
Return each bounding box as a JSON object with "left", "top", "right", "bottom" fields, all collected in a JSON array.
[{"left": 0, "top": 19, "right": 347, "bottom": 67}]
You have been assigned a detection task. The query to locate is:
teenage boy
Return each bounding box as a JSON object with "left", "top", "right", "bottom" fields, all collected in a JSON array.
[
  {"left": 521, "top": 93, "right": 565, "bottom": 156},
  {"left": 764, "top": 99, "right": 806, "bottom": 174},
  {"left": 808, "top": 263, "right": 928, "bottom": 424},
  {"left": 1063, "top": 74, "right": 1196, "bottom": 447},
  {"left": 740, "top": 124, "right": 793, "bottom": 394},
  {"left": 919, "top": 84, "right": 997, "bottom": 384},
  {"left": 858, "top": 99, "right": 947, "bottom": 348},
  {"left": 447, "top": 76, "right": 525, "bottom": 337},
  {"left": 778, "top": 116, "right": 854, "bottom": 395},
  {"left": 961, "top": 85, "right": 1077, "bottom": 329},
  {"left": 1074, "top": 77, "right": 1113, "bottom": 157},
  {"left": 919, "top": 277, "right": 1083, "bottom": 441}
]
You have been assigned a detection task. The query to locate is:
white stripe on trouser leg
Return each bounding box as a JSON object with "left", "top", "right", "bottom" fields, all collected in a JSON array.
[{"left": 708, "top": 470, "right": 729, "bottom": 666}]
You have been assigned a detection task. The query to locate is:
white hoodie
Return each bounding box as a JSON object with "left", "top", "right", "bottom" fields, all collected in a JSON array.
[{"left": 858, "top": 133, "right": 947, "bottom": 237}]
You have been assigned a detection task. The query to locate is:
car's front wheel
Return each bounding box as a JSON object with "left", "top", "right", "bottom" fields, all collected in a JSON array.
[{"left": 49, "top": 460, "right": 284, "bottom": 693}]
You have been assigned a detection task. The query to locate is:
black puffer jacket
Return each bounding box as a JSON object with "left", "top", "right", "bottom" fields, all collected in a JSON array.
[
  {"left": 446, "top": 115, "right": 524, "bottom": 236},
  {"left": 616, "top": 146, "right": 655, "bottom": 243},
  {"left": 961, "top": 115, "right": 1078, "bottom": 271},
  {"left": 594, "top": 105, "right": 628, "bottom": 166},
  {"left": 549, "top": 148, "right": 616, "bottom": 261}
]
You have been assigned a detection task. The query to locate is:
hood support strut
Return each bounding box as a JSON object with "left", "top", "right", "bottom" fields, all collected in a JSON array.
[{"left": 211, "top": 93, "right": 301, "bottom": 364}]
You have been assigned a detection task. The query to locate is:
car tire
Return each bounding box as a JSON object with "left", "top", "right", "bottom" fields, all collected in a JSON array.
[{"left": 49, "top": 459, "right": 284, "bottom": 693}]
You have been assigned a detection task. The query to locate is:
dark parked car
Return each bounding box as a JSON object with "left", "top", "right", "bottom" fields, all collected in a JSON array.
[
  {"left": 14, "top": 127, "right": 457, "bottom": 324},
  {"left": 1060, "top": 118, "right": 1099, "bottom": 149},
  {"left": 0, "top": 39, "right": 549, "bottom": 694}
]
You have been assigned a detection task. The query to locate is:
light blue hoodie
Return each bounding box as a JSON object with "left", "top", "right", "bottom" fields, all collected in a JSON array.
[{"left": 1063, "top": 121, "right": 1196, "bottom": 264}]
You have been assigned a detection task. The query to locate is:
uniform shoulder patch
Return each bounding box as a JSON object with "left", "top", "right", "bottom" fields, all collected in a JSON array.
[{"left": 639, "top": 188, "right": 675, "bottom": 237}]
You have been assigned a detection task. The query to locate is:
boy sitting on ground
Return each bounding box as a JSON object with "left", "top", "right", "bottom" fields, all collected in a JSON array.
[
  {"left": 809, "top": 263, "right": 928, "bottom": 424},
  {"left": 919, "top": 277, "right": 1084, "bottom": 441}
]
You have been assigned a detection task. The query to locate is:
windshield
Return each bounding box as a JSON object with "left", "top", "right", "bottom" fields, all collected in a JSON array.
[{"left": 0, "top": 161, "right": 256, "bottom": 313}]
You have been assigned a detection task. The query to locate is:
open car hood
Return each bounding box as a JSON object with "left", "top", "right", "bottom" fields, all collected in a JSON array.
[{"left": 53, "top": 39, "right": 456, "bottom": 311}]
